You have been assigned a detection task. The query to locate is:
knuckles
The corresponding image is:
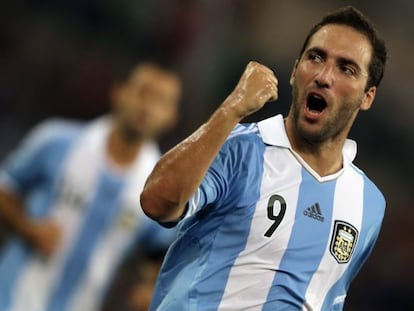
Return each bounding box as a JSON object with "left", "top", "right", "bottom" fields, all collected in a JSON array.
[{"left": 231, "top": 61, "right": 279, "bottom": 111}]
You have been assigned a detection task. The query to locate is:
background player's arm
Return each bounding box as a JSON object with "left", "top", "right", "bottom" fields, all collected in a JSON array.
[
  {"left": 140, "top": 61, "right": 278, "bottom": 223},
  {"left": 0, "top": 187, "right": 61, "bottom": 256}
]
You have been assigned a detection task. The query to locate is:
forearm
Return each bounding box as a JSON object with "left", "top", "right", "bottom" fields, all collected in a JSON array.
[
  {"left": 141, "top": 100, "right": 242, "bottom": 223},
  {"left": 141, "top": 61, "right": 278, "bottom": 223},
  {"left": 0, "top": 188, "right": 33, "bottom": 238},
  {"left": 0, "top": 187, "right": 61, "bottom": 255}
]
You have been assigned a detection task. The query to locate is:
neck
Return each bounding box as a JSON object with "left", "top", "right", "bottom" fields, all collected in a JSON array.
[
  {"left": 107, "top": 123, "right": 143, "bottom": 168},
  {"left": 285, "top": 117, "right": 346, "bottom": 177}
]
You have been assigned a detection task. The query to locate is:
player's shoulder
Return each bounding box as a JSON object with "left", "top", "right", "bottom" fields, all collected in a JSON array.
[
  {"left": 351, "top": 163, "right": 386, "bottom": 206},
  {"left": 217, "top": 123, "right": 267, "bottom": 167},
  {"left": 25, "top": 118, "right": 85, "bottom": 148},
  {"left": 32, "top": 118, "right": 85, "bottom": 135},
  {"left": 227, "top": 123, "right": 261, "bottom": 143},
  {"left": 222, "top": 122, "right": 263, "bottom": 152}
]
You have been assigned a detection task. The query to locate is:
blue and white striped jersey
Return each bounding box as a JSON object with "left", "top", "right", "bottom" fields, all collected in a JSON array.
[
  {"left": 0, "top": 117, "right": 174, "bottom": 311},
  {"left": 150, "top": 114, "right": 385, "bottom": 311}
]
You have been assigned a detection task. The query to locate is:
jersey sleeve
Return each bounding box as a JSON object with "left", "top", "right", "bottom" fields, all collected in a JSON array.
[
  {"left": 0, "top": 119, "right": 75, "bottom": 195},
  {"left": 157, "top": 123, "right": 263, "bottom": 228},
  {"left": 158, "top": 141, "right": 235, "bottom": 228},
  {"left": 186, "top": 123, "right": 263, "bottom": 218},
  {"left": 188, "top": 146, "right": 232, "bottom": 213}
]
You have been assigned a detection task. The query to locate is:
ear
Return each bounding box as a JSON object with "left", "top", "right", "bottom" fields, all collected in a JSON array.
[
  {"left": 109, "top": 83, "right": 123, "bottom": 110},
  {"left": 289, "top": 59, "right": 299, "bottom": 86},
  {"left": 166, "top": 111, "right": 179, "bottom": 132},
  {"left": 360, "top": 86, "right": 376, "bottom": 111}
]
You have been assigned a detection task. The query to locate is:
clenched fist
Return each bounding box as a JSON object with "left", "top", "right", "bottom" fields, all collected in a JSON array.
[{"left": 224, "top": 61, "right": 278, "bottom": 119}]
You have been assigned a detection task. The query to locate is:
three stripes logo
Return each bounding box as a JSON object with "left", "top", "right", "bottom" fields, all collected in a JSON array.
[{"left": 303, "top": 203, "right": 324, "bottom": 222}]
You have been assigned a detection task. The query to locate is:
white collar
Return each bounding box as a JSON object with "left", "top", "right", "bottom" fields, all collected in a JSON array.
[{"left": 257, "top": 114, "right": 357, "bottom": 181}]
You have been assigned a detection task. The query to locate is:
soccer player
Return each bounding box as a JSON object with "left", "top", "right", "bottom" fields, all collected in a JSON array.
[
  {"left": 0, "top": 62, "right": 181, "bottom": 311},
  {"left": 140, "top": 6, "right": 387, "bottom": 310}
]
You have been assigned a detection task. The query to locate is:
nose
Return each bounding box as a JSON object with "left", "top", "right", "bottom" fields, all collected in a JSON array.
[{"left": 314, "top": 63, "right": 334, "bottom": 88}]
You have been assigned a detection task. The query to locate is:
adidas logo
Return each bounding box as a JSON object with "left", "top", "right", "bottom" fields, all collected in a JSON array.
[{"left": 303, "top": 203, "right": 324, "bottom": 222}]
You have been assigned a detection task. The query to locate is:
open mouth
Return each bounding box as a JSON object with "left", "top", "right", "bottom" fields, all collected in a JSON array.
[{"left": 306, "top": 93, "right": 327, "bottom": 114}]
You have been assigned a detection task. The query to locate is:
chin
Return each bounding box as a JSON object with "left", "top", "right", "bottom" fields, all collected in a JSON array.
[
  {"left": 297, "top": 123, "right": 327, "bottom": 144},
  {"left": 121, "top": 125, "right": 144, "bottom": 141}
]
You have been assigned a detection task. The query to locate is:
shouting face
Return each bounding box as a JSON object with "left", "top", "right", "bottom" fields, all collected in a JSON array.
[{"left": 288, "top": 24, "right": 376, "bottom": 145}]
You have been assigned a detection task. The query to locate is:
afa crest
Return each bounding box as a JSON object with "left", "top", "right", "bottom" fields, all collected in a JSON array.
[{"left": 329, "top": 220, "right": 358, "bottom": 264}]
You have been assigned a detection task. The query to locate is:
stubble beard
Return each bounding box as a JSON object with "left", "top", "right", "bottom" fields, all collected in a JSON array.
[
  {"left": 290, "top": 83, "right": 363, "bottom": 145},
  {"left": 120, "top": 121, "right": 146, "bottom": 144}
]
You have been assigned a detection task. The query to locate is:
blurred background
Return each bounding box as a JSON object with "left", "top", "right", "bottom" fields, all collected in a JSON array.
[{"left": 1, "top": 0, "right": 413, "bottom": 309}]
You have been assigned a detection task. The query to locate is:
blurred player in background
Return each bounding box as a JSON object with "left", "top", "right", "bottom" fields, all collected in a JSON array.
[{"left": 0, "top": 62, "right": 181, "bottom": 311}]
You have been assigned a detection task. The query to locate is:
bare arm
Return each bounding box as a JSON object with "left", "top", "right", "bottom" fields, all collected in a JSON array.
[
  {"left": 140, "top": 62, "right": 278, "bottom": 223},
  {"left": 0, "top": 187, "right": 61, "bottom": 256}
]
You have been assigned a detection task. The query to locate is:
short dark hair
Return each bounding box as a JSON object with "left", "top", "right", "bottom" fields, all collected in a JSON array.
[
  {"left": 298, "top": 6, "right": 387, "bottom": 90},
  {"left": 111, "top": 58, "right": 180, "bottom": 85}
]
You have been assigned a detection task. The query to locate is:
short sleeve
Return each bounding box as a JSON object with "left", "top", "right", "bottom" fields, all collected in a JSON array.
[
  {"left": 158, "top": 123, "right": 264, "bottom": 228},
  {"left": 0, "top": 119, "right": 79, "bottom": 195},
  {"left": 157, "top": 145, "right": 232, "bottom": 228},
  {"left": 186, "top": 123, "right": 264, "bottom": 218}
]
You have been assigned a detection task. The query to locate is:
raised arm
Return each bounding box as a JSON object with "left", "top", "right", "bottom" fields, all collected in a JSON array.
[{"left": 140, "top": 62, "right": 278, "bottom": 223}]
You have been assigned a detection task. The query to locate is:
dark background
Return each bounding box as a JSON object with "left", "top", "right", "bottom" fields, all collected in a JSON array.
[{"left": 1, "top": 1, "right": 413, "bottom": 309}]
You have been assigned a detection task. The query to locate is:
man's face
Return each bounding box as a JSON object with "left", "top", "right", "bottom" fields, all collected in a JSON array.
[
  {"left": 114, "top": 65, "right": 180, "bottom": 140},
  {"left": 289, "top": 24, "right": 376, "bottom": 144}
]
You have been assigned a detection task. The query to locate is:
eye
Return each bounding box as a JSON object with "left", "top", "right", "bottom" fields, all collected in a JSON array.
[
  {"left": 339, "top": 64, "right": 356, "bottom": 76},
  {"left": 308, "top": 52, "right": 323, "bottom": 63}
]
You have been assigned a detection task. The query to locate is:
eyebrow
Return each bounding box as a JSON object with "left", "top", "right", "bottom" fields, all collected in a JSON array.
[{"left": 306, "top": 47, "right": 364, "bottom": 74}]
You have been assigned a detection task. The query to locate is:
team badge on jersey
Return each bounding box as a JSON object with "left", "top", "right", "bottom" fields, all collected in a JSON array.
[{"left": 330, "top": 220, "right": 358, "bottom": 264}]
